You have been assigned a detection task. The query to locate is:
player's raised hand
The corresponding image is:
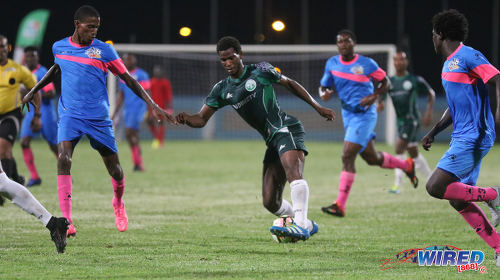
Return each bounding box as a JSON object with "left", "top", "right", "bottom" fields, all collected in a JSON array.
[
  {"left": 316, "top": 106, "right": 335, "bottom": 121},
  {"left": 151, "top": 105, "right": 176, "bottom": 124},
  {"left": 421, "top": 133, "right": 434, "bottom": 151}
]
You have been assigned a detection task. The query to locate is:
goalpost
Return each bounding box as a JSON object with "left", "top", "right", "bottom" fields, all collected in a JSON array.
[{"left": 108, "top": 44, "right": 397, "bottom": 144}]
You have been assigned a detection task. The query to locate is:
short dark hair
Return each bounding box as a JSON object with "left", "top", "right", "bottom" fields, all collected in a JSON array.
[
  {"left": 337, "top": 29, "right": 357, "bottom": 43},
  {"left": 432, "top": 9, "right": 468, "bottom": 41},
  {"left": 24, "top": 46, "right": 38, "bottom": 54},
  {"left": 216, "top": 36, "right": 241, "bottom": 53},
  {"left": 74, "top": 5, "right": 100, "bottom": 21}
]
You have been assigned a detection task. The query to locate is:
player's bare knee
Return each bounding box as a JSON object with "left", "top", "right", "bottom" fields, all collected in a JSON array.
[
  {"left": 20, "top": 139, "right": 29, "bottom": 149},
  {"left": 57, "top": 153, "right": 72, "bottom": 170},
  {"left": 426, "top": 181, "right": 442, "bottom": 199}
]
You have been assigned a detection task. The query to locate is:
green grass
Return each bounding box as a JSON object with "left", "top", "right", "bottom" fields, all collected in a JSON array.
[{"left": 0, "top": 140, "right": 499, "bottom": 279}]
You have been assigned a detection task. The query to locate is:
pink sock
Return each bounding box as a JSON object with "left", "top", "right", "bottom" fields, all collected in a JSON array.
[
  {"left": 381, "top": 152, "right": 410, "bottom": 170},
  {"left": 22, "top": 148, "right": 39, "bottom": 180},
  {"left": 57, "top": 175, "right": 73, "bottom": 224},
  {"left": 459, "top": 203, "right": 500, "bottom": 253},
  {"left": 130, "top": 145, "right": 143, "bottom": 167},
  {"left": 336, "top": 171, "right": 355, "bottom": 208},
  {"left": 443, "top": 182, "right": 497, "bottom": 202},
  {"left": 111, "top": 176, "right": 125, "bottom": 206}
]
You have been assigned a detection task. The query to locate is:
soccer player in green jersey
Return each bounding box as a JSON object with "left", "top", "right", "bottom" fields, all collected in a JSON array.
[
  {"left": 378, "top": 51, "right": 435, "bottom": 194},
  {"left": 176, "top": 36, "right": 336, "bottom": 241}
]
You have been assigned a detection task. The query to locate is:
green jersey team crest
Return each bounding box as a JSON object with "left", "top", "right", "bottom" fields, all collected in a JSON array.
[{"left": 245, "top": 79, "right": 256, "bottom": 91}]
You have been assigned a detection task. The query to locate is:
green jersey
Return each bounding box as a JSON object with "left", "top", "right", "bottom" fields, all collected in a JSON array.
[
  {"left": 386, "top": 73, "right": 432, "bottom": 123},
  {"left": 205, "top": 62, "right": 300, "bottom": 143}
]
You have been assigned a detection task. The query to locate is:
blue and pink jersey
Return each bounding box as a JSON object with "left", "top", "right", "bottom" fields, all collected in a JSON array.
[
  {"left": 441, "top": 44, "right": 499, "bottom": 140},
  {"left": 119, "top": 68, "right": 150, "bottom": 112},
  {"left": 53, "top": 37, "right": 127, "bottom": 120},
  {"left": 320, "top": 54, "right": 386, "bottom": 113},
  {"left": 30, "top": 64, "right": 55, "bottom": 109}
]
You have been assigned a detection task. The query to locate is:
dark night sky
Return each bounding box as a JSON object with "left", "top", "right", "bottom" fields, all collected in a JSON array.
[{"left": 2, "top": 0, "right": 499, "bottom": 92}]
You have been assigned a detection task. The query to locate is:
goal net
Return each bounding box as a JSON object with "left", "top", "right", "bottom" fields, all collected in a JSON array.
[{"left": 109, "top": 44, "right": 397, "bottom": 144}]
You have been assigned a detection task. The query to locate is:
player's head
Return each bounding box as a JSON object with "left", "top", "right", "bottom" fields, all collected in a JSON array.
[
  {"left": 393, "top": 51, "right": 408, "bottom": 73},
  {"left": 0, "top": 35, "right": 9, "bottom": 64},
  {"left": 73, "top": 5, "right": 100, "bottom": 45},
  {"left": 153, "top": 65, "right": 163, "bottom": 78},
  {"left": 432, "top": 9, "right": 468, "bottom": 54},
  {"left": 122, "top": 53, "right": 137, "bottom": 71},
  {"left": 24, "top": 46, "right": 39, "bottom": 70},
  {"left": 216, "top": 36, "right": 244, "bottom": 78},
  {"left": 336, "top": 29, "right": 356, "bottom": 56}
]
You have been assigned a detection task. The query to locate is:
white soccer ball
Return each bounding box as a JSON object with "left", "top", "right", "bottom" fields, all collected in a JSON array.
[{"left": 271, "top": 215, "right": 298, "bottom": 243}]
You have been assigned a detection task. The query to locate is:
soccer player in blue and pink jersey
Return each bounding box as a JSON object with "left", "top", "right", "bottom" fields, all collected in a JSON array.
[
  {"left": 23, "top": 5, "right": 173, "bottom": 237},
  {"left": 20, "top": 46, "right": 58, "bottom": 187},
  {"left": 319, "top": 29, "right": 418, "bottom": 217},
  {"left": 422, "top": 9, "right": 500, "bottom": 266},
  {"left": 111, "top": 54, "right": 150, "bottom": 171}
]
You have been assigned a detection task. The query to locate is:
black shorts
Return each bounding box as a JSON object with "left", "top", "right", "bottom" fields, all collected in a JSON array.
[
  {"left": 263, "top": 123, "right": 308, "bottom": 163},
  {"left": 0, "top": 108, "right": 23, "bottom": 144}
]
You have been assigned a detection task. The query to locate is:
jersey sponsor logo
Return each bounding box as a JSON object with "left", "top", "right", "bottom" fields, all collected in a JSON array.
[
  {"left": 448, "top": 58, "right": 459, "bottom": 71},
  {"left": 226, "top": 92, "right": 233, "bottom": 99},
  {"left": 350, "top": 65, "right": 364, "bottom": 75},
  {"left": 279, "top": 144, "right": 286, "bottom": 151},
  {"left": 403, "top": 80, "right": 413, "bottom": 90},
  {"left": 245, "top": 79, "right": 256, "bottom": 91},
  {"left": 232, "top": 92, "right": 256, "bottom": 110},
  {"left": 85, "top": 47, "right": 102, "bottom": 59}
]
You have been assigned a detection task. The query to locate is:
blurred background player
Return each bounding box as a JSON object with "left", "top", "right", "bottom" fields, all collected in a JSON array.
[
  {"left": 176, "top": 36, "right": 335, "bottom": 241},
  {"left": 0, "top": 35, "right": 69, "bottom": 253},
  {"left": 422, "top": 9, "right": 500, "bottom": 266},
  {"left": 111, "top": 53, "right": 149, "bottom": 171},
  {"left": 378, "top": 51, "right": 435, "bottom": 194},
  {"left": 20, "top": 46, "right": 58, "bottom": 187},
  {"left": 0, "top": 35, "right": 40, "bottom": 186},
  {"left": 319, "top": 30, "right": 417, "bottom": 218},
  {"left": 148, "top": 65, "right": 173, "bottom": 149},
  {"left": 23, "top": 5, "right": 173, "bottom": 237}
]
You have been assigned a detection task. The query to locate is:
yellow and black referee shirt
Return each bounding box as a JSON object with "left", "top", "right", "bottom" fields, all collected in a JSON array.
[{"left": 0, "top": 59, "right": 36, "bottom": 114}]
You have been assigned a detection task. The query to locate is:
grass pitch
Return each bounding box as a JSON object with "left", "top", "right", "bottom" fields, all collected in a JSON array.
[{"left": 0, "top": 140, "right": 499, "bottom": 279}]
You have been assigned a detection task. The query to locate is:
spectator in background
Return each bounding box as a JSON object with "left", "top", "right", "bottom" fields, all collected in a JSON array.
[{"left": 148, "top": 65, "right": 173, "bottom": 149}]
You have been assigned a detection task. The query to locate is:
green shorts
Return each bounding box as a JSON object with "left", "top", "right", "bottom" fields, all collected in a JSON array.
[
  {"left": 397, "top": 119, "right": 420, "bottom": 142},
  {"left": 263, "top": 124, "right": 308, "bottom": 163}
]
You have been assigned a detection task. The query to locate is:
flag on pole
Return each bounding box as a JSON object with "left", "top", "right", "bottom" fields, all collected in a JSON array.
[{"left": 13, "top": 9, "right": 50, "bottom": 62}]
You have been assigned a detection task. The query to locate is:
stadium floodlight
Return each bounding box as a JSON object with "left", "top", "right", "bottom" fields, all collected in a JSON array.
[
  {"left": 109, "top": 44, "right": 397, "bottom": 144},
  {"left": 272, "top": 20, "right": 285, "bottom": 32},
  {"left": 179, "top": 27, "right": 192, "bottom": 37}
]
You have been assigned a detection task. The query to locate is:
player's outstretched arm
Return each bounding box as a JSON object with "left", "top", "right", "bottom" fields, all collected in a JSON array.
[
  {"left": 421, "top": 108, "right": 451, "bottom": 151},
  {"left": 279, "top": 75, "right": 335, "bottom": 121},
  {"left": 487, "top": 74, "right": 500, "bottom": 124},
  {"left": 360, "top": 76, "right": 390, "bottom": 107},
  {"left": 22, "top": 64, "right": 60, "bottom": 109},
  {"left": 119, "top": 72, "right": 176, "bottom": 124},
  {"left": 176, "top": 105, "right": 216, "bottom": 128}
]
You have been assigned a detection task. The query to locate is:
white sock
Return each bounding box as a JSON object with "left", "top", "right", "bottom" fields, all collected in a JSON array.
[
  {"left": 394, "top": 154, "right": 405, "bottom": 187},
  {"left": 414, "top": 153, "right": 432, "bottom": 179},
  {"left": 273, "top": 199, "right": 294, "bottom": 217},
  {"left": 290, "top": 179, "right": 310, "bottom": 229},
  {"left": 0, "top": 172, "right": 52, "bottom": 226}
]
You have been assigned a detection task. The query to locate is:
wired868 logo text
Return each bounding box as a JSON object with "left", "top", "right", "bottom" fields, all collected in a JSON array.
[{"left": 380, "top": 245, "right": 487, "bottom": 273}]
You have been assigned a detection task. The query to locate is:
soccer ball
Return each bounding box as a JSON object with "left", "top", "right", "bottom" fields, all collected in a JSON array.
[{"left": 271, "top": 215, "right": 298, "bottom": 243}]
